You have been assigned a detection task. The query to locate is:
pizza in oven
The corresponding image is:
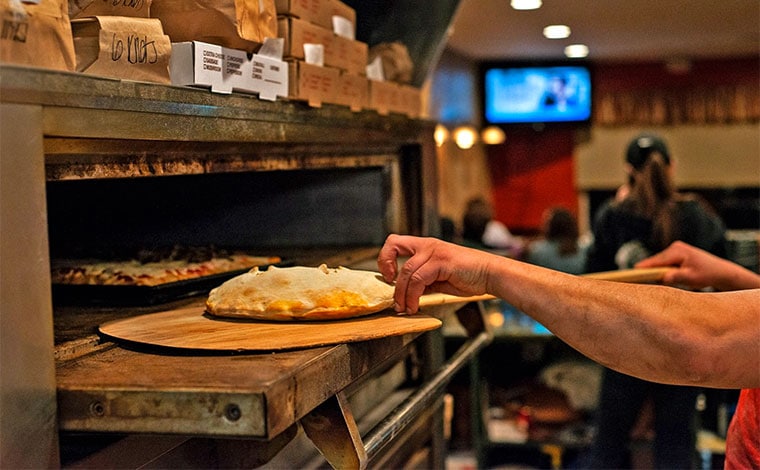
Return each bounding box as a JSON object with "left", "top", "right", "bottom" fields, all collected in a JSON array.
[
  {"left": 51, "top": 254, "right": 281, "bottom": 287},
  {"left": 205, "top": 264, "right": 396, "bottom": 321}
]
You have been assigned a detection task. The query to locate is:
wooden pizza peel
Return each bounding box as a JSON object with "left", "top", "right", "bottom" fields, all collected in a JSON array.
[
  {"left": 99, "top": 267, "right": 671, "bottom": 352},
  {"left": 99, "top": 306, "right": 444, "bottom": 352}
]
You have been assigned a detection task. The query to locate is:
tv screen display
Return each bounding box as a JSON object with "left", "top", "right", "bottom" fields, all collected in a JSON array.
[{"left": 482, "top": 63, "right": 592, "bottom": 125}]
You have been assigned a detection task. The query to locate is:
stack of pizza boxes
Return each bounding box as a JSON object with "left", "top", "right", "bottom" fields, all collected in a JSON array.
[
  {"left": 149, "top": 0, "right": 287, "bottom": 100},
  {"left": 366, "top": 43, "right": 422, "bottom": 118},
  {"left": 276, "top": 0, "right": 368, "bottom": 110},
  {"left": 67, "top": 0, "right": 173, "bottom": 84}
]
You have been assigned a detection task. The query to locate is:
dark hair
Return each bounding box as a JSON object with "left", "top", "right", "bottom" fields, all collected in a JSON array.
[
  {"left": 462, "top": 197, "right": 492, "bottom": 243},
  {"left": 621, "top": 134, "right": 679, "bottom": 250},
  {"left": 543, "top": 207, "right": 579, "bottom": 256}
]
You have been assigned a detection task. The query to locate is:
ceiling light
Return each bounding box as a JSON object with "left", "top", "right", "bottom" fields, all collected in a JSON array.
[
  {"left": 510, "top": 0, "right": 542, "bottom": 10},
  {"left": 452, "top": 126, "right": 478, "bottom": 150},
  {"left": 434, "top": 124, "right": 449, "bottom": 147},
  {"left": 564, "top": 44, "right": 589, "bottom": 58},
  {"left": 481, "top": 126, "right": 506, "bottom": 145},
  {"left": 543, "top": 25, "right": 571, "bottom": 39}
]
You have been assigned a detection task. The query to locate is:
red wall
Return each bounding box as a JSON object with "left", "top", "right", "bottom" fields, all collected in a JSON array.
[{"left": 487, "top": 126, "right": 578, "bottom": 233}]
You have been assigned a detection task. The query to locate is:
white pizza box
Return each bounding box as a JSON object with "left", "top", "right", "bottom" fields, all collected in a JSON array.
[
  {"left": 170, "top": 39, "right": 288, "bottom": 100},
  {"left": 169, "top": 41, "right": 248, "bottom": 94},
  {"left": 233, "top": 38, "right": 289, "bottom": 101}
]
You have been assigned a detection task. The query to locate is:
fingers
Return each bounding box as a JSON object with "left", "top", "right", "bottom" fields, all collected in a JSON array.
[
  {"left": 635, "top": 242, "right": 685, "bottom": 269},
  {"left": 379, "top": 234, "right": 449, "bottom": 314},
  {"left": 394, "top": 253, "right": 439, "bottom": 313},
  {"left": 378, "top": 234, "right": 422, "bottom": 312},
  {"left": 377, "top": 234, "right": 412, "bottom": 283}
]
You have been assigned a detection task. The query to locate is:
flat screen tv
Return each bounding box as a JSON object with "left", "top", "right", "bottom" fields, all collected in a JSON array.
[{"left": 481, "top": 62, "right": 592, "bottom": 126}]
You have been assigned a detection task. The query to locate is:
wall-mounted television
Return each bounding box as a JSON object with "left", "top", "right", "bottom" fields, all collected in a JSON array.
[{"left": 480, "top": 62, "right": 592, "bottom": 126}]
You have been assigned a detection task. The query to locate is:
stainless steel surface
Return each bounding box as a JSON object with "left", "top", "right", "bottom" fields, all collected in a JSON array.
[{"left": 364, "top": 330, "right": 491, "bottom": 459}]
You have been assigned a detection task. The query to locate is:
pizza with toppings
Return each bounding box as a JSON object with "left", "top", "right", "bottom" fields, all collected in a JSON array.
[
  {"left": 51, "top": 254, "right": 281, "bottom": 287},
  {"left": 205, "top": 264, "right": 396, "bottom": 321}
]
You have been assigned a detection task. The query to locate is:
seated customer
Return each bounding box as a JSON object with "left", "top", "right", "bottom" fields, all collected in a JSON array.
[
  {"left": 462, "top": 197, "right": 523, "bottom": 255},
  {"left": 526, "top": 206, "right": 588, "bottom": 274}
]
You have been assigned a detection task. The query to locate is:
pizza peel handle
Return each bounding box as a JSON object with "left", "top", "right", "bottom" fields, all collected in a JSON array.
[
  {"left": 415, "top": 267, "right": 672, "bottom": 306},
  {"left": 582, "top": 267, "right": 672, "bottom": 283}
]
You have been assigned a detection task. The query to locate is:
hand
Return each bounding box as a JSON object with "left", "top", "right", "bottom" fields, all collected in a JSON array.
[
  {"left": 377, "top": 234, "right": 494, "bottom": 313},
  {"left": 636, "top": 240, "right": 760, "bottom": 291}
]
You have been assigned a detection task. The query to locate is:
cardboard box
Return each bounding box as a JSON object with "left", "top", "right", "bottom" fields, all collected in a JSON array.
[
  {"left": 399, "top": 84, "right": 422, "bottom": 118},
  {"left": 368, "top": 79, "right": 400, "bottom": 116},
  {"left": 334, "top": 72, "right": 368, "bottom": 112},
  {"left": 277, "top": 16, "right": 331, "bottom": 60},
  {"left": 287, "top": 59, "right": 338, "bottom": 107},
  {"left": 274, "top": 0, "right": 355, "bottom": 31},
  {"left": 170, "top": 40, "right": 288, "bottom": 100},
  {"left": 330, "top": 33, "right": 366, "bottom": 75},
  {"left": 71, "top": 16, "right": 171, "bottom": 84},
  {"left": 278, "top": 17, "right": 367, "bottom": 75}
]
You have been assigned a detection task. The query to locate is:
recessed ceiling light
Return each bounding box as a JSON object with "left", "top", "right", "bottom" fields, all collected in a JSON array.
[
  {"left": 565, "top": 44, "right": 589, "bottom": 58},
  {"left": 511, "top": 0, "right": 542, "bottom": 10},
  {"left": 543, "top": 25, "right": 571, "bottom": 39}
]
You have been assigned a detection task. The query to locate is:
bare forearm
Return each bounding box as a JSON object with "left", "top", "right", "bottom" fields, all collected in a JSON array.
[
  {"left": 484, "top": 256, "right": 760, "bottom": 388},
  {"left": 378, "top": 235, "right": 760, "bottom": 388}
]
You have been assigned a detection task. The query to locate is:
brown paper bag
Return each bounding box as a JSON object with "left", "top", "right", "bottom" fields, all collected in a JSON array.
[
  {"left": 71, "top": 15, "right": 171, "bottom": 83},
  {"left": 0, "top": 0, "right": 76, "bottom": 71},
  {"left": 150, "top": 0, "right": 276, "bottom": 53},
  {"left": 69, "top": 0, "right": 153, "bottom": 19}
]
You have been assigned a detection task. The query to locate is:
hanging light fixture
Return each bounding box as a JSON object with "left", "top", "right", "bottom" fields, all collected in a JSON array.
[
  {"left": 434, "top": 124, "right": 450, "bottom": 147},
  {"left": 452, "top": 125, "right": 478, "bottom": 149},
  {"left": 481, "top": 126, "right": 506, "bottom": 145}
]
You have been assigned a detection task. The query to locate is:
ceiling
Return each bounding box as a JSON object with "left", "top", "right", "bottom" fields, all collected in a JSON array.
[{"left": 444, "top": 0, "right": 760, "bottom": 62}]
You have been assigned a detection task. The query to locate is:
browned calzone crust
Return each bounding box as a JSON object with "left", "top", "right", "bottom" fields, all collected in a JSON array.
[{"left": 206, "top": 264, "right": 396, "bottom": 321}]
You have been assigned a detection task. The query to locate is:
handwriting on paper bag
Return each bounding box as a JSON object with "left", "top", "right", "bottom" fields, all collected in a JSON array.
[{"left": 110, "top": 33, "right": 157, "bottom": 64}]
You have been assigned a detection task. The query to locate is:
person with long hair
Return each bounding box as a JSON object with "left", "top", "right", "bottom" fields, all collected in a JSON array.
[
  {"left": 584, "top": 133, "right": 727, "bottom": 469},
  {"left": 526, "top": 206, "right": 588, "bottom": 274}
]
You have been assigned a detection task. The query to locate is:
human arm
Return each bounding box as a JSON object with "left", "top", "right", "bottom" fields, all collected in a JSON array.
[
  {"left": 636, "top": 240, "right": 760, "bottom": 291},
  {"left": 378, "top": 234, "right": 760, "bottom": 389}
]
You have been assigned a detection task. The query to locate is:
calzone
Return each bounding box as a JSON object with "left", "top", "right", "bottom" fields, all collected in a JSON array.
[{"left": 206, "top": 264, "right": 396, "bottom": 320}]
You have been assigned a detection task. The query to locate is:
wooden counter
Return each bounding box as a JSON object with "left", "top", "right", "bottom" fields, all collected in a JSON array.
[{"left": 57, "top": 325, "right": 421, "bottom": 439}]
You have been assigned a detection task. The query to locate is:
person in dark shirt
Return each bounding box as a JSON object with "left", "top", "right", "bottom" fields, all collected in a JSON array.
[{"left": 584, "top": 133, "right": 726, "bottom": 469}]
